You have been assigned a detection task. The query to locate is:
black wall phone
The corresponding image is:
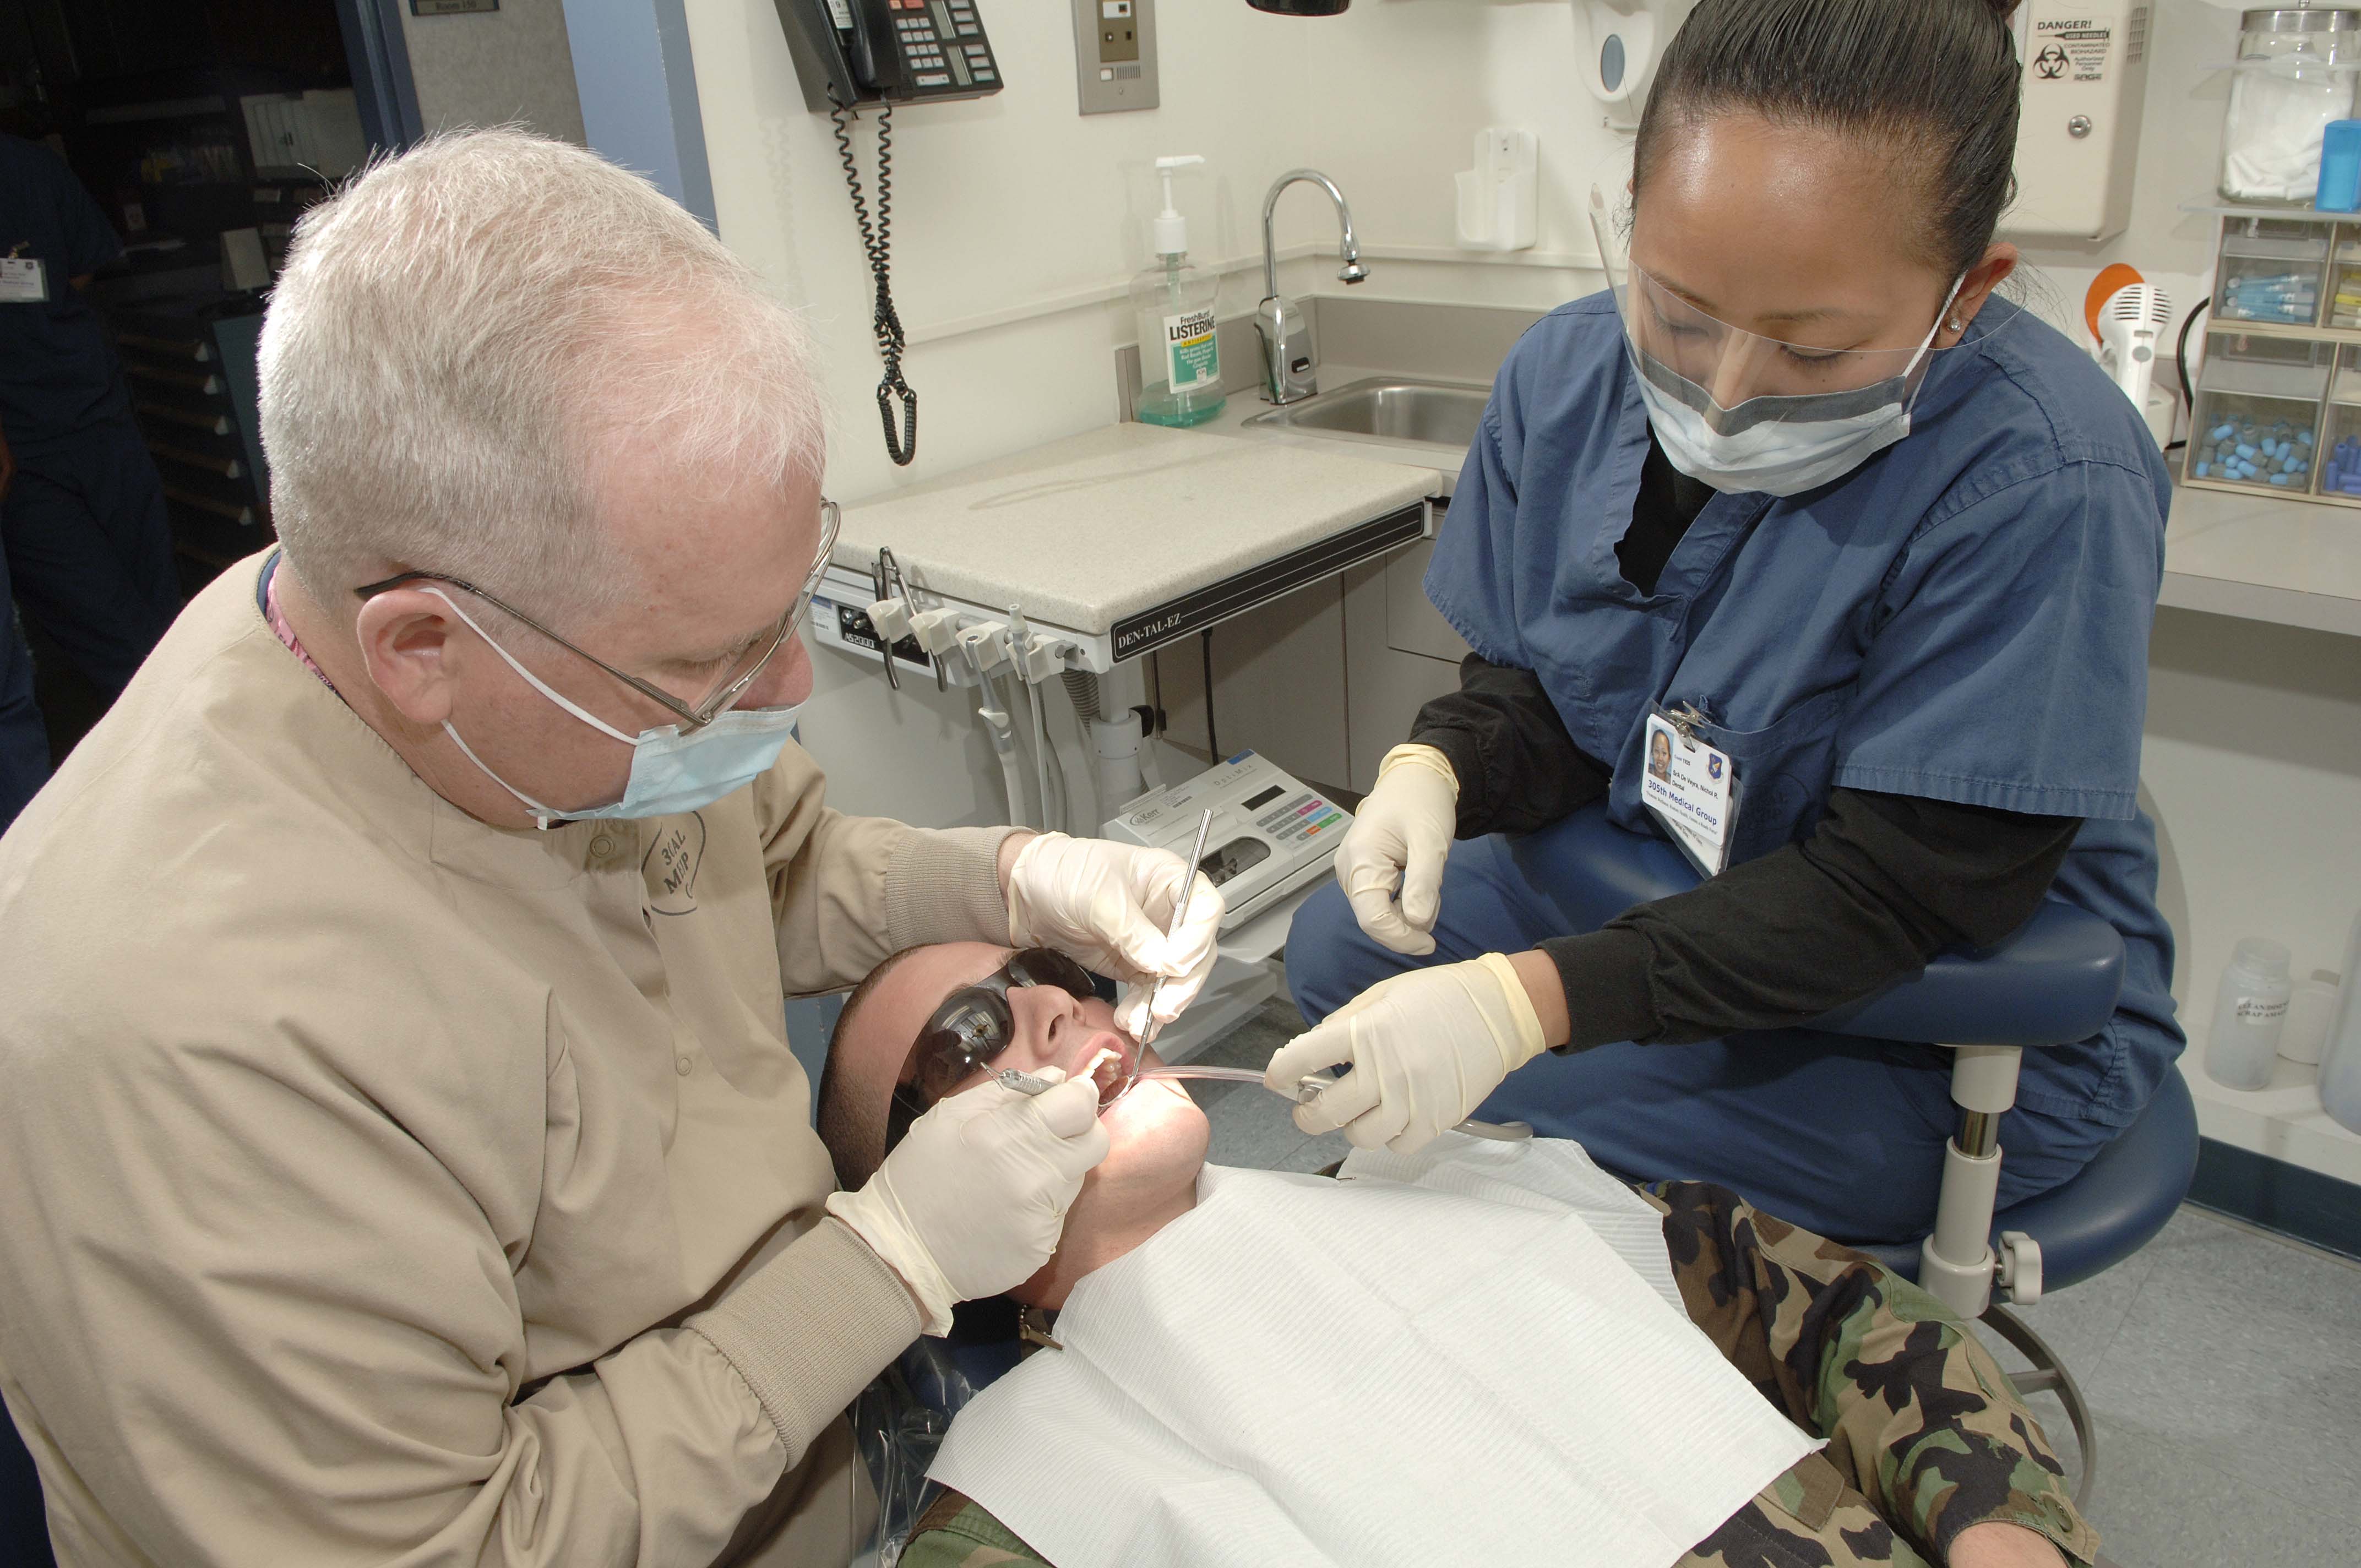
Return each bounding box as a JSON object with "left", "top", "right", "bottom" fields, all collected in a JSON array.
[{"left": 774, "top": 0, "right": 1004, "bottom": 465}]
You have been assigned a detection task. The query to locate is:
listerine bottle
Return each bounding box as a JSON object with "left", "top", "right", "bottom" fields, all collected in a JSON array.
[{"left": 1130, "top": 155, "right": 1225, "bottom": 428}]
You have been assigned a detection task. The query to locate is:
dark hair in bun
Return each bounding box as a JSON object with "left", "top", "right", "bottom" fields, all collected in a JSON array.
[{"left": 1636, "top": 0, "right": 2022, "bottom": 278}]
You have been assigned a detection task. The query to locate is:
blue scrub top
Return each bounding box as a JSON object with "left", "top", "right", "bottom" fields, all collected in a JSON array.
[
  {"left": 1426, "top": 293, "right": 2183, "bottom": 1129},
  {"left": 0, "top": 133, "right": 129, "bottom": 448}
]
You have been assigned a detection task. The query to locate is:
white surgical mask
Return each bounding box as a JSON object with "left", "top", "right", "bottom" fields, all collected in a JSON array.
[
  {"left": 1630, "top": 274, "right": 1963, "bottom": 498},
  {"left": 426, "top": 587, "right": 802, "bottom": 830}
]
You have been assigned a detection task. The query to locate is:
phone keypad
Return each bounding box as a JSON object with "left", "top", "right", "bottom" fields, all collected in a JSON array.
[{"left": 887, "top": 0, "right": 993, "bottom": 91}]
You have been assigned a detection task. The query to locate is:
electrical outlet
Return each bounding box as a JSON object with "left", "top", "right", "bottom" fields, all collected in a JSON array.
[{"left": 1073, "top": 0, "right": 1158, "bottom": 115}]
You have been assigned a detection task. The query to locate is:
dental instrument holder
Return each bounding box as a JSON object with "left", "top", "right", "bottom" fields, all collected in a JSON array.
[{"left": 1255, "top": 169, "right": 1369, "bottom": 405}]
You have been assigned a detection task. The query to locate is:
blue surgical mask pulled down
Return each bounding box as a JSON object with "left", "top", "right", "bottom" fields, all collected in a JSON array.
[
  {"left": 1631, "top": 276, "right": 1965, "bottom": 498},
  {"left": 425, "top": 587, "right": 802, "bottom": 829}
]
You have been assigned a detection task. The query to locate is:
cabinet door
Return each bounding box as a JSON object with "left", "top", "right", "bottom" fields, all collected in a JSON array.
[
  {"left": 1382, "top": 535, "right": 1472, "bottom": 663},
  {"left": 1344, "top": 547, "right": 1465, "bottom": 794},
  {"left": 1152, "top": 578, "right": 1352, "bottom": 793}
]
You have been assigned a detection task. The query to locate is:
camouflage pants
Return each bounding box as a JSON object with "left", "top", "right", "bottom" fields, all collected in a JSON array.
[{"left": 900, "top": 1457, "right": 1935, "bottom": 1568}]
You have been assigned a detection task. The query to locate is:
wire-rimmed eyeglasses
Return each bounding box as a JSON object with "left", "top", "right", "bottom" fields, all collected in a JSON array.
[{"left": 355, "top": 500, "right": 842, "bottom": 732}]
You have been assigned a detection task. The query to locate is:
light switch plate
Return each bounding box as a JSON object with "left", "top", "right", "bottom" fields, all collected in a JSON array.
[{"left": 1073, "top": 0, "right": 1158, "bottom": 115}]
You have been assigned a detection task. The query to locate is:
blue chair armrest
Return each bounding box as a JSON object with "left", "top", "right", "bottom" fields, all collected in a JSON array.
[
  {"left": 1813, "top": 902, "right": 2124, "bottom": 1049},
  {"left": 1506, "top": 803, "right": 2125, "bottom": 1049}
]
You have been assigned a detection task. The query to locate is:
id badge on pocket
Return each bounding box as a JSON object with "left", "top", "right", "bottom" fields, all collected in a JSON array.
[
  {"left": 0, "top": 257, "right": 47, "bottom": 304},
  {"left": 1640, "top": 704, "right": 1742, "bottom": 877}
]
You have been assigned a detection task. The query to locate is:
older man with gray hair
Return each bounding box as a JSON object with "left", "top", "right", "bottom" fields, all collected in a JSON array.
[{"left": 0, "top": 129, "right": 1220, "bottom": 1566}]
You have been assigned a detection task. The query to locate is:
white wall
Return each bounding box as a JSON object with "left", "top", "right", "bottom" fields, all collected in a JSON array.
[
  {"left": 399, "top": 0, "right": 589, "bottom": 143},
  {"left": 2006, "top": 0, "right": 2236, "bottom": 398}
]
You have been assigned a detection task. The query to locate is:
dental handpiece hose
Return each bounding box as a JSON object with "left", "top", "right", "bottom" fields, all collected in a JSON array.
[{"left": 1139, "top": 807, "right": 1216, "bottom": 1048}]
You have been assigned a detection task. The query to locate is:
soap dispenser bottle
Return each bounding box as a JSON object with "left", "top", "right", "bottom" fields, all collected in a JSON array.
[{"left": 1130, "top": 155, "right": 1226, "bottom": 428}]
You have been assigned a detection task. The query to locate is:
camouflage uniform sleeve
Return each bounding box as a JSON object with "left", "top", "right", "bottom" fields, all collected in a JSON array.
[
  {"left": 1641, "top": 1181, "right": 2101, "bottom": 1567},
  {"left": 895, "top": 1488, "right": 1056, "bottom": 1567}
]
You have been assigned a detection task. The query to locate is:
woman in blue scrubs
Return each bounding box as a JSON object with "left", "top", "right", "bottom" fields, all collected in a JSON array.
[{"left": 1271, "top": 0, "right": 2182, "bottom": 1243}]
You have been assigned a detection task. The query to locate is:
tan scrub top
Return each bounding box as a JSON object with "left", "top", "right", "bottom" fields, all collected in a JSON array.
[{"left": 0, "top": 553, "right": 1016, "bottom": 1565}]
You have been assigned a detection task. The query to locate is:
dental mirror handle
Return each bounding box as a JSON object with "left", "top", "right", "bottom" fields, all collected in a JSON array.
[{"left": 1139, "top": 807, "right": 1217, "bottom": 1047}]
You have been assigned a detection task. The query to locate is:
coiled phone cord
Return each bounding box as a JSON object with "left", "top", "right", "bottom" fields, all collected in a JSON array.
[{"left": 831, "top": 102, "right": 918, "bottom": 466}]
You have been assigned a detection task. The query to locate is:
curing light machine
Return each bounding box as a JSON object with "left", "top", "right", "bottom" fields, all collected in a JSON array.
[{"left": 1106, "top": 752, "right": 1351, "bottom": 932}]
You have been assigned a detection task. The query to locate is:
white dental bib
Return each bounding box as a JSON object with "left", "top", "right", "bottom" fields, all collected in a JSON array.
[{"left": 929, "top": 1135, "right": 1819, "bottom": 1568}]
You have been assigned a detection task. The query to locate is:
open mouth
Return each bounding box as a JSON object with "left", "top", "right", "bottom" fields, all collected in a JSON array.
[{"left": 1073, "top": 1033, "right": 1136, "bottom": 1108}]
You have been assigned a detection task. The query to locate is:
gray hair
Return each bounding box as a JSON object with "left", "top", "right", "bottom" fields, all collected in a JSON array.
[{"left": 259, "top": 127, "right": 829, "bottom": 613}]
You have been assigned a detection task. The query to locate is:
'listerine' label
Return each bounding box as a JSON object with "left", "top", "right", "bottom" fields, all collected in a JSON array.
[{"left": 1163, "top": 307, "right": 1219, "bottom": 392}]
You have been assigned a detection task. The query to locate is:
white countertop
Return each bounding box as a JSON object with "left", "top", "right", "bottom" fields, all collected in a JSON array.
[
  {"left": 1217, "top": 378, "right": 2361, "bottom": 639},
  {"left": 2180, "top": 1054, "right": 2361, "bottom": 1187},
  {"left": 834, "top": 421, "right": 1440, "bottom": 634},
  {"left": 2162, "top": 480, "right": 2361, "bottom": 638}
]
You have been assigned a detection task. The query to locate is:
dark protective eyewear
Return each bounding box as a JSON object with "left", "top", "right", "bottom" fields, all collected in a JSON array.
[
  {"left": 888, "top": 948, "right": 1100, "bottom": 1140},
  {"left": 354, "top": 500, "right": 842, "bottom": 733}
]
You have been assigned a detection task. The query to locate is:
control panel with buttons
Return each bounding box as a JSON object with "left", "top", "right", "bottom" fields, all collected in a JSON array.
[
  {"left": 1106, "top": 750, "right": 1349, "bottom": 932},
  {"left": 884, "top": 0, "right": 998, "bottom": 94},
  {"left": 1070, "top": 0, "right": 1157, "bottom": 115}
]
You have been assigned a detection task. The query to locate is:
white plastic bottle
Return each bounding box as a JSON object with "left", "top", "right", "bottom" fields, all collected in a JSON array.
[
  {"left": 2319, "top": 911, "right": 2361, "bottom": 1133},
  {"left": 1129, "top": 155, "right": 1226, "bottom": 429},
  {"left": 2204, "top": 937, "right": 2293, "bottom": 1091}
]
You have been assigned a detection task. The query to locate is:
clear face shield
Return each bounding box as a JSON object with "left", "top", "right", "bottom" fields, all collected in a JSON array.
[{"left": 1586, "top": 185, "right": 1967, "bottom": 495}]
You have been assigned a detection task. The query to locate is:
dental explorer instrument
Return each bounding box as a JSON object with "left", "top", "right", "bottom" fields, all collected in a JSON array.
[{"left": 1139, "top": 807, "right": 1215, "bottom": 1050}]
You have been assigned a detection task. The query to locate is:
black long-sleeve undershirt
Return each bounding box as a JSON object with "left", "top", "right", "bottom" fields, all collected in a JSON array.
[{"left": 1406, "top": 433, "right": 2082, "bottom": 1051}]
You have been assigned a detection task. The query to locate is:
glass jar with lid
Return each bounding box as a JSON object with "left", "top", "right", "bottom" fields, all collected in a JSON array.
[{"left": 2221, "top": 7, "right": 2361, "bottom": 205}]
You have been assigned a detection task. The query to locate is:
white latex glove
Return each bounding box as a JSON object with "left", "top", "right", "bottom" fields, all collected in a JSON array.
[
  {"left": 826, "top": 1069, "right": 1109, "bottom": 1336},
  {"left": 1004, "top": 832, "right": 1223, "bottom": 1039},
  {"left": 1263, "top": 953, "right": 1547, "bottom": 1155},
  {"left": 1336, "top": 744, "right": 1459, "bottom": 956}
]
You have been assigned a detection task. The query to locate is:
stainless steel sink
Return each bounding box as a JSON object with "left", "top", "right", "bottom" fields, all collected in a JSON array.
[{"left": 1242, "top": 376, "right": 1489, "bottom": 454}]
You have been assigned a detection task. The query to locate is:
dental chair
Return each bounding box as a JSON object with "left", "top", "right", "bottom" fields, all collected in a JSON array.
[{"left": 1509, "top": 800, "right": 2200, "bottom": 1511}]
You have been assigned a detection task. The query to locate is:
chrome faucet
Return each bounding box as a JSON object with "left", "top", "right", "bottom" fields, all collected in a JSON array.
[{"left": 1255, "top": 169, "right": 1368, "bottom": 405}]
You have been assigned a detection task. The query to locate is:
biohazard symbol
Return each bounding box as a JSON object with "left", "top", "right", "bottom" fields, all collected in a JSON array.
[{"left": 2034, "top": 43, "right": 2069, "bottom": 79}]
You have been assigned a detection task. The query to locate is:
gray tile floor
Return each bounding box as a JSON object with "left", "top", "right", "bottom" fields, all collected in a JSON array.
[{"left": 1188, "top": 983, "right": 2361, "bottom": 1568}]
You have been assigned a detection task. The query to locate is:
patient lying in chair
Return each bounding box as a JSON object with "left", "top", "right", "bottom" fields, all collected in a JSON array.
[{"left": 817, "top": 943, "right": 2096, "bottom": 1568}]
